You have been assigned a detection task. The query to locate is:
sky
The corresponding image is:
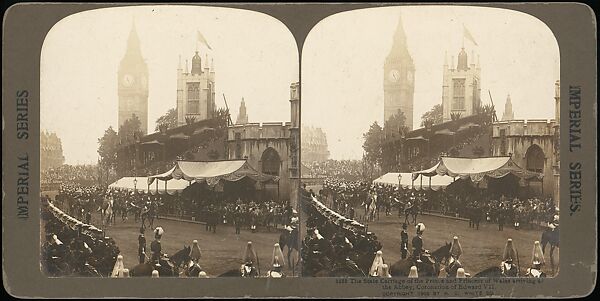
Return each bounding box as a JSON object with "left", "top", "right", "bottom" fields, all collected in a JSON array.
[
  {"left": 302, "top": 5, "right": 560, "bottom": 160},
  {"left": 41, "top": 6, "right": 298, "bottom": 165}
]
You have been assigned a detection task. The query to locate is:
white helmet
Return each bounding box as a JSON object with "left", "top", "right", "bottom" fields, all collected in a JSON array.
[{"left": 416, "top": 223, "right": 425, "bottom": 234}]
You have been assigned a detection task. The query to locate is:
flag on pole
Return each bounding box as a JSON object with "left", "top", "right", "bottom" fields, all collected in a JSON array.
[
  {"left": 463, "top": 24, "right": 478, "bottom": 46},
  {"left": 197, "top": 30, "right": 212, "bottom": 50}
]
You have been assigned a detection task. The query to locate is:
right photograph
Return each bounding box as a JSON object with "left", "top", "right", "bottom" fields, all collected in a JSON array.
[{"left": 300, "top": 6, "right": 560, "bottom": 278}]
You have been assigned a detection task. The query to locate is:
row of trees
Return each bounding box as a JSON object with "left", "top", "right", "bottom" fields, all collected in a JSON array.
[
  {"left": 97, "top": 108, "right": 232, "bottom": 186},
  {"left": 361, "top": 103, "right": 496, "bottom": 178}
]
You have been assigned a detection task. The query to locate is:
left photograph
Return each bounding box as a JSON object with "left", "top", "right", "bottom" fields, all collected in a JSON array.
[{"left": 40, "top": 6, "right": 300, "bottom": 278}]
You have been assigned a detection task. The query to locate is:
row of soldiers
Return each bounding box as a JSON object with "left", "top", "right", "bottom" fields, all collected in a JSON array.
[{"left": 134, "top": 225, "right": 289, "bottom": 278}]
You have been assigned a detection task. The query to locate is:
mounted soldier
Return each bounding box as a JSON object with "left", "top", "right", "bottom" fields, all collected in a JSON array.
[
  {"left": 525, "top": 241, "right": 546, "bottom": 278},
  {"left": 369, "top": 250, "right": 385, "bottom": 277},
  {"left": 267, "top": 243, "right": 286, "bottom": 278},
  {"left": 446, "top": 236, "right": 464, "bottom": 277},
  {"left": 500, "top": 238, "right": 519, "bottom": 277},
  {"left": 241, "top": 241, "right": 259, "bottom": 277}
]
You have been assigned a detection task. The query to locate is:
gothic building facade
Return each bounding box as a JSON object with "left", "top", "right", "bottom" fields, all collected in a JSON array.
[
  {"left": 384, "top": 15, "right": 415, "bottom": 131},
  {"left": 441, "top": 48, "right": 481, "bottom": 122},
  {"left": 118, "top": 22, "right": 149, "bottom": 135},
  {"left": 301, "top": 126, "right": 330, "bottom": 163},
  {"left": 176, "top": 51, "right": 216, "bottom": 126}
]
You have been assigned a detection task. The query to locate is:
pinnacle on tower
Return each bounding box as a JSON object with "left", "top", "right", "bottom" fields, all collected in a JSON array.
[
  {"left": 236, "top": 97, "right": 248, "bottom": 124},
  {"left": 502, "top": 94, "right": 514, "bottom": 121}
]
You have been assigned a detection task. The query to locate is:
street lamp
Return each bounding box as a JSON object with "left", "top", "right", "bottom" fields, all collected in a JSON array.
[{"left": 133, "top": 177, "right": 138, "bottom": 195}]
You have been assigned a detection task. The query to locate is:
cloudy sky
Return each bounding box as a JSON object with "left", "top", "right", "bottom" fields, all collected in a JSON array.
[
  {"left": 302, "top": 5, "right": 560, "bottom": 160},
  {"left": 41, "top": 6, "right": 298, "bottom": 164}
]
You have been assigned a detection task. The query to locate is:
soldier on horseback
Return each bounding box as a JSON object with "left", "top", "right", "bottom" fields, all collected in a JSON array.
[
  {"left": 267, "top": 243, "right": 286, "bottom": 278},
  {"left": 241, "top": 241, "right": 259, "bottom": 277},
  {"left": 446, "top": 236, "right": 464, "bottom": 277},
  {"left": 500, "top": 238, "right": 519, "bottom": 277},
  {"left": 369, "top": 250, "right": 385, "bottom": 277},
  {"left": 526, "top": 241, "right": 546, "bottom": 278}
]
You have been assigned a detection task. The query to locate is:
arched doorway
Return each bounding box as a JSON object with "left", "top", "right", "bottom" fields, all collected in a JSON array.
[
  {"left": 261, "top": 147, "right": 281, "bottom": 176},
  {"left": 525, "top": 144, "right": 545, "bottom": 173},
  {"left": 260, "top": 147, "right": 281, "bottom": 201},
  {"left": 525, "top": 144, "right": 545, "bottom": 195}
]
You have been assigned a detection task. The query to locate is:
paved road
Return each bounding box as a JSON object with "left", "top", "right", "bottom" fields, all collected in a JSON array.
[
  {"left": 96, "top": 215, "right": 300, "bottom": 277},
  {"left": 357, "top": 210, "right": 559, "bottom": 276}
]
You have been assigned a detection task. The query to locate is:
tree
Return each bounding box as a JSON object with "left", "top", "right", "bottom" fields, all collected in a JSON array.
[
  {"left": 155, "top": 108, "right": 178, "bottom": 131},
  {"left": 421, "top": 104, "right": 443, "bottom": 127},
  {"left": 118, "top": 114, "right": 144, "bottom": 145},
  {"left": 450, "top": 112, "right": 463, "bottom": 121},
  {"left": 362, "top": 121, "right": 384, "bottom": 178},
  {"left": 97, "top": 126, "right": 119, "bottom": 186},
  {"left": 384, "top": 109, "right": 409, "bottom": 139}
]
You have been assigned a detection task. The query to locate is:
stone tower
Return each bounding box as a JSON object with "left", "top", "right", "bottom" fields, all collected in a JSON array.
[
  {"left": 442, "top": 48, "right": 481, "bottom": 122},
  {"left": 502, "top": 94, "right": 514, "bottom": 121},
  {"left": 236, "top": 98, "right": 248, "bottom": 124},
  {"left": 384, "top": 14, "right": 415, "bottom": 131},
  {"left": 176, "top": 50, "right": 216, "bottom": 126},
  {"left": 118, "top": 21, "right": 149, "bottom": 135}
]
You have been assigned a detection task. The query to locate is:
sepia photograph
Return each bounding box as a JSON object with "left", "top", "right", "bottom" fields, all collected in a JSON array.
[
  {"left": 39, "top": 5, "right": 300, "bottom": 278},
  {"left": 300, "top": 6, "right": 560, "bottom": 278}
]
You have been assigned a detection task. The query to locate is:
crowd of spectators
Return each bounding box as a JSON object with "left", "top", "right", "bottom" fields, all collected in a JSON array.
[{"left": 41, "top": 196, "right": 120, "bottom": 277}]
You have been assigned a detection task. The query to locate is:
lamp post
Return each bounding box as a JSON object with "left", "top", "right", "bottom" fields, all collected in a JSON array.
[{"left": 133, "top": 177, "right": 138, "bottom": 195}]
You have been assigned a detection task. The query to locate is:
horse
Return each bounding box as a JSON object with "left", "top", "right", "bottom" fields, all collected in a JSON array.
[
  {"left": 279, "top": 227, "right": 300, "bottom": 273},
  {"left": 130, "top": 247, "right": 184, "bottom": 277},
  {"left": 217, "top": 264, "right": 259, "bottom": 277},
  {"left": 541, "top": 227, "right": 559, "bottom": 274},
  {"left": 473, "top": 266, "right": 503, "bottom": 277},
  {"left": 389, "top": 243, "right": 450, "bottom": 277},
  {"left": 169, "top": 245, "right": 205, "bottom": 277}
]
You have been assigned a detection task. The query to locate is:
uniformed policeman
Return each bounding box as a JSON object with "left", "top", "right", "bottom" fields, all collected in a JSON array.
[
  {"left": 138, "top": 227, "right": 146, "bottom": 264},
  {"left": 400, "top": 223, "right": 409, "bottom": 259}
]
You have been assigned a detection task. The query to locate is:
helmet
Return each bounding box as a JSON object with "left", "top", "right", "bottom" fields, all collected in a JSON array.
[{"left": 416, "top": 223, "right": 425, "bottom": 234}]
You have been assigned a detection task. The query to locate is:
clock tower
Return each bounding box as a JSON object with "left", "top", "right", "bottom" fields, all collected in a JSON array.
[
  {"left": 118, "top": 21, "right": 149, "bottom": 135},
  {"left": 384, "top": 14, "right": 415, "bottom": 131}
]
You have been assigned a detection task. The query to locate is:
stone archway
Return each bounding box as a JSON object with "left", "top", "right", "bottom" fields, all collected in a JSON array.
[
  {"left": 260, "top": 147, "right": 281, "bottom": 201},
  {"left": 525, "top": 144, "right": 545, "bottom": 173},
  {"left": 525, "top": 144, "right": 545, "bottom": 196},
  {"left": 261, "top": 147, "right": 281, "bottom": 176}
]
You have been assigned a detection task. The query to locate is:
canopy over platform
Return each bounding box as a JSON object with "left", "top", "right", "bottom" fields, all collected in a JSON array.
[
  {"left": 109, "top": 177, "right": 190, "bottom": 195},
  {"left": 415, "top": 156, "right": 543, "bottom": 183},
  {"left": 373, "top": 172, "right": 454, "bottom": 191},
  {"left": 147, "top": 159, "right": 279, "bottom": 187}
]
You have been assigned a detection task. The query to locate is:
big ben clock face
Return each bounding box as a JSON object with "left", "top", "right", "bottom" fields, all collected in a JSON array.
[
  {"left": 389, "top": 69, "right": 401, "bottom": 83},
  {"left": 122, "top": 74, "right": 134, "bottom": 87}
]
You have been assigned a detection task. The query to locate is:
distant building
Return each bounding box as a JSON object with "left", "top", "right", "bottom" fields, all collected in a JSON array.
[
  {"left": 225, "top": 83, "right": 299, "bottom": 202},
  {"left": 41, "top": 130, "right": 65, "bottom": 170},
  {"left": 301, "top": 126, "right": 330, "bottom": 163},
  {"left": 384, "top": 14, "right": 415, "bottom": 131},
  {"left": 236, "top": 98, "right": 248, "bottom": 124},
  {"left": 502, "top": 94, "right": 515, "bottom": 121},
  {"left": 118, "top": 21, "right": 149, "bottom": 135},
  {"left": 176, "top": 50, "right": 216, "bottom": 126},
  {"left": 442, "top": 48, "right": 481, "bottom": 122},
  {"left": 491, "top": 80, "right": 560, "bottom": 203}
]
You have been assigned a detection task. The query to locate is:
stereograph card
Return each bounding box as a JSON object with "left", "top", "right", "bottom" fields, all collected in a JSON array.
[{"left": 2, "top": 2, "right": 597, "bottom": 298}]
